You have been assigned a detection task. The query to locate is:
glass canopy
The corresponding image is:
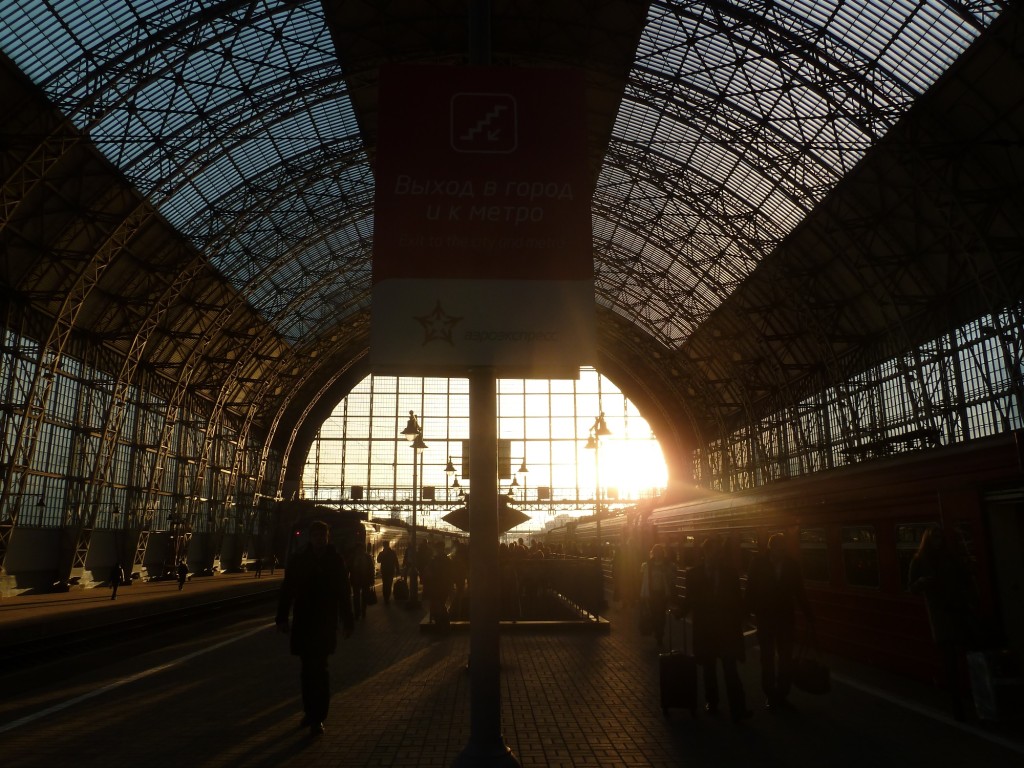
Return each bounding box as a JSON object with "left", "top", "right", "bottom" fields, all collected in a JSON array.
[{"left": 0, "top": 0, "right": 1002, "bottom": 347}]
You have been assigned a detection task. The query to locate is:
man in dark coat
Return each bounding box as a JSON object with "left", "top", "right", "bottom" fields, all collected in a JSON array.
[
  {"left": 745, "top": 532, "right": 813, "bottom": 710},
  {"left": 424, "top": 540, "right": 454, "bottom": 626},
  {"left": 682, "top": 536, "right": 751, "bottom": 722},
  {"left": 376, "top": 540, "right": 400, "bottom": 605},
  {"left": 909, "top": 525, "right": 975, "bottom": 720},
  {"left": 276, "top": 520, "right": 354, "bottom": 736}
]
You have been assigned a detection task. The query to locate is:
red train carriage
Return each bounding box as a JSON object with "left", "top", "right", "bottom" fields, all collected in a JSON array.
[{"left": 548, "top": 433, "right": 1024, "bottom": 686}]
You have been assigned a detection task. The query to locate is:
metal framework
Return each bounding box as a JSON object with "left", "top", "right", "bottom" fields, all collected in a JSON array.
[{"left": 0, "top": 1, "right": 1020, "bottom": 580}]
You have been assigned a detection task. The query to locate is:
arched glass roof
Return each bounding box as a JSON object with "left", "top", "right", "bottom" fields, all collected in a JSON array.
[
  {"left": 594, "top": 0, "right": 996, "bottom": 343},
  {"left": 0, "top": 0, "right": 1003, "bottom": 347}
]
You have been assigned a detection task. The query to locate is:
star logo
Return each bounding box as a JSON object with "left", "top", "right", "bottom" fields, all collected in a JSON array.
[{"left": 416, "top": 300, "right": 462, "bottom": 346}]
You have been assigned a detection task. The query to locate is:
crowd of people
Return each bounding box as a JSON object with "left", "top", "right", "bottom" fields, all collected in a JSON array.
[
  {"left": 632, "top": 533, "right": 809, "bottom": 722},
  {"left": 274, "top": 528, "right": 612, "bottom": 736},
  {"left": 624, "top": 524, "right": 977, "bottom": 723},
  {"left": 274, "top": 519, "right": 976, "bottom": 737}
]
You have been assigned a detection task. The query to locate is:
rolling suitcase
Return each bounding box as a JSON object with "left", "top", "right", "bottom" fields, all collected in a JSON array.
[
  {"left": 659, "top": 610, "right": 698, "bottom": 717},
  {"left": 393, "top": 577, "right": 409, "bottom": 601}
]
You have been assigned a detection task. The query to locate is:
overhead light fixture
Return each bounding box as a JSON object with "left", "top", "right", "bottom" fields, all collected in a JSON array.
[{"left": 401, "top": 410, "right": 421, "bottom": 440}]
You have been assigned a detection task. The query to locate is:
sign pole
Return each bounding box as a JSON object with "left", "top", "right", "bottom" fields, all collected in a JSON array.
[{"left": 454, "top": 366, "right": 519, "bottom": 766}]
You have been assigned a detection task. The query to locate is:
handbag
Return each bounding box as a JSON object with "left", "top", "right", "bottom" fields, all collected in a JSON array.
[
  {"left": 365, "top": 585, "right": 378, "bottom": 605},
  {"left": 792, "top": 634, "right": 830, "bottom": 694}
]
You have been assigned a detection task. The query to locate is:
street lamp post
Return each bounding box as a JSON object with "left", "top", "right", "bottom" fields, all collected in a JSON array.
[
  {"left": 401, "top": 411, "right": 427, "bottom": 607},
  {"left": 445, "top": 457, "right": 457, "bottom": 502},
  {"left": 585, "top": 412, "right": 611, "bottom": 557},
  {"left": 517, "top": 460, "right": 528, "bottom": 508}
]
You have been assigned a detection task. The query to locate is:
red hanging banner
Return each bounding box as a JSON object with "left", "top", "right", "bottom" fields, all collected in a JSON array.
[{"left": 372, "top": 65, "right": 595, "bottom": 377}]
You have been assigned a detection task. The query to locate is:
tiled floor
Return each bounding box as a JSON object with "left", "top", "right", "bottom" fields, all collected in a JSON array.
[{"left": 2, "top": 574, "right": 1022, "bottom": 767}]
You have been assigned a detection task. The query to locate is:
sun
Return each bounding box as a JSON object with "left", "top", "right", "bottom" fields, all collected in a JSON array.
[{"left": 592, "top": 438, "right": 668, "bottom": 501}]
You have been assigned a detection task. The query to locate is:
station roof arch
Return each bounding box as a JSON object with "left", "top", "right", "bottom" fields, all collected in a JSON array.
[{"left": 1, "top": 1, "right": 1020, "bottom": 481}]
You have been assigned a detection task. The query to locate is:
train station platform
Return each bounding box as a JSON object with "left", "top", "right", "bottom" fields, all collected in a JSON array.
[{"left": 1, "top": 573, "right": 1022, "bottom": 768}]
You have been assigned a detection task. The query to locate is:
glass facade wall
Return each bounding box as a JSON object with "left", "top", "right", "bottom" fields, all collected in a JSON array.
[
  {"left": 698, "top": 305, "right": 1024, "bottom": 491},
  {"left": 301, "top": 368, "right": 669, "bottom": 534}
]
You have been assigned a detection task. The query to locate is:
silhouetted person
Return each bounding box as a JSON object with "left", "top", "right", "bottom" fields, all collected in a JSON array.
[
  {"left": 614, "top": 537, "right": 642, "bottom": 609},
  {"left": 746, "top": 533, "right": 812, "bottom": 710},
  {"left": 276, "top": 520, "right": 354, "bottom": 737},
  {"left": 110, "top": 561, "right": 125, "bottom": 600},
  {"left": 255, "top": 558, "right": 263, "bottom": 578},
  {"left": 909, "top": 525, "right": 976, "bottom": 720},
  {"left": 639, "top": 543, "right": 677, "bottom": 648},
  {"left": 176, "top": 561, "right": 188, "bottom": 590},
  {"left": 377, "top": 540, "right": 400, "bottom": 605},
  {"left": 683, "top": 537, "right": 752, "bottom": 722},
  {"left": 450, "top": 541, "right": 469, "bottom": 619},
  {"left": 424, "top": 540, "right": 453, "bottom": 626},
  {"left": 349, "top": 543, "right": 375, "bottom": 619},
  {"left": 403, "top": 542, "right": 421, "bottom": 604}
]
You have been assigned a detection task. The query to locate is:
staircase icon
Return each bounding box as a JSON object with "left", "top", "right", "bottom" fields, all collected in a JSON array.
[{"left": 451, "top": 93, "right": 517, "bottom": 154}]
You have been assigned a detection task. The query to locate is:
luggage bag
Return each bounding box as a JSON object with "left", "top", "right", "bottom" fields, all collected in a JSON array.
[
  {"left": 659, "top": 610, "right": 698, "bottom": 717},
  {"left": 393, "top": 577, "right": 409, "bottom": 601}
]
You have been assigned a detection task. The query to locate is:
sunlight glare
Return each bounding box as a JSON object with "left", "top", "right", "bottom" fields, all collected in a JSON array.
[{"left": 590, "top": 438, "right": 668, "bottom": 501}]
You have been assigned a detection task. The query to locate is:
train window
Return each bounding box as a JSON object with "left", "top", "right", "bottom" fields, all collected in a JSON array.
[
  {"left": 799, "top": 527, "right": 830, "bottom": 583},
  {"left": 895, "top": 522, "right": 937, "bottom": 591},
  {"left": 841, "top": 525, "right": 880, "bottom": 588}
]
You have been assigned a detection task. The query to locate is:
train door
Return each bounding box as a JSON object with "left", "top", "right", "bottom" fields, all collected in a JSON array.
[
  {"left": 737, "top": 529, "right": 759, "bottom": 577},
  {"left": 984, "top": 490, "right": 1024, "bottom": 665}
]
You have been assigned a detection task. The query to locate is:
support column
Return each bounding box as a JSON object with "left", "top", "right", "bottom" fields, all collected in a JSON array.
[{"left": 454, "top": 367, "right": 519, "bottom": 766}]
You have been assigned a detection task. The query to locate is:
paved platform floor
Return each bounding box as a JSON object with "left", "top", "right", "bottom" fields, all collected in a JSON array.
[{"left": 1, "top": 573, "right": 1022, "bottom": 767}]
